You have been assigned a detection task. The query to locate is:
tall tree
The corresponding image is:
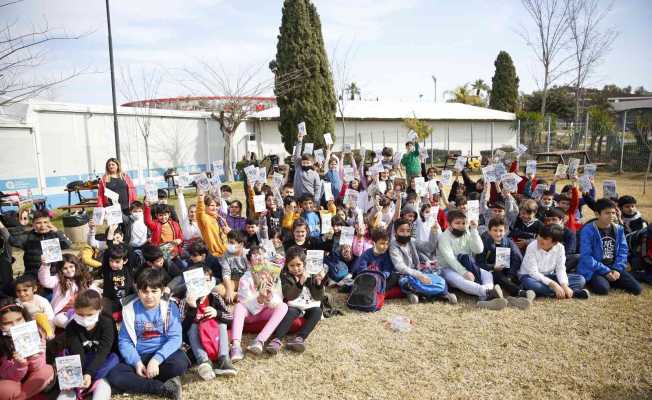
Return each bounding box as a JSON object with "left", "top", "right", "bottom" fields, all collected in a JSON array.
[
  {"left": 471, "top": 79, "right": 490, "bottom": 97},
  {"left": 274, "top": 0, "right": 337, "bottom": 153},
  {"left": 567, "top": 0, "right": 617, "bottom": 147},
  {"left": 346, "top": 82, "right": 361, "bottom": 100},
  {"left": 489, "top": 51, "right": 520, "bottom": 112},
  {"left": 519, "top": 0, "right": 573, "bottom": 117},
  {"left": 446, "top": 84, "right": 485, "bottom": 106}
]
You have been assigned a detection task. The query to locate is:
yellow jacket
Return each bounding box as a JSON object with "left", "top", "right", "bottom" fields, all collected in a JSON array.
[
  {"left": 79, "top": 244, "right": 102, "bottom": 269},
  {"left": 196, "top": 197, "right": 227, "bottom": 256}
]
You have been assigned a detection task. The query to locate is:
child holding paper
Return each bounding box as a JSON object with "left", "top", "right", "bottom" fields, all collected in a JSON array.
[
  {"left": 14, "top": 275, "right": 55, "bottom": 339},
  {"left": 60, "top": 289, "right": 117, "bottom": 400},
  {"left": 0, "top": 301, "right": 55, "bottom": 399},
  {"left": 1, "top": 210, "right": 72, "bottom": 277},
  {"left": 401, "top": 141, "right": 421, "bottom": 179},
  {"left": 196, "top": 193, "right": 230, "bottom": 257},
  {"left": 266, "top": 246, "right": 325, "bottom": 354}
]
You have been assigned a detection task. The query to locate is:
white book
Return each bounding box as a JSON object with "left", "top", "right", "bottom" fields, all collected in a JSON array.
[
  {"left": 183, "top": 267, "right": 210, "bottom": 299},
  {"left": 323, "top": 133, "right": 333, "bottom": 145},
  {"left": 494, "top": 163, "right": 507, "bottom": 179},
  {"left": 440, "top": 170, "right": 453, "bottom": 186},
  {"left": 567, "top": 158, "right": 581, "bottom": 177},
  {"left": 603, "top": 180, "right": 617, "bottom": 198},
  {"left": 495, "top": 247, "right": 511, "bottom": 270},
  {"left": 343, "top": 144, "right": 352, "bottom": 154},
  {"left": 579, "top": 175, "right": 592, "bottom": 193},
  {"left": 532, "top": 184, "right": 547, "bottom": 200},
  {"left": 555, "top": 163, "right": 568, "bottom": 178},
  {"left": 92, "top": 207, "right": 105, "bottom": 226},
  {"left": 526, "top": 160, "right": 537, "bottom": 175},
  {"left": 105, "top": 204, "right": 123, "bottom": 226},
  {"left": 314, "top": 148, "right": 325, "bottom": 163},
  {"left": 584, "top": 164, "right": 597, "bottom": 177},
  {"left": 500, "top": 174, "right": 518, "bottom": 193},
  {"left": 212, "top": 160, "right": 225, "bottom": 175},
  {"left": 41, "top": 238, "right": 62, "bottom": 263},
  {"left": 407, "top": 130, "right": 418, "bottom": 142},
  {"left": 339, "top": 226, "right": 355, "bottom": 247},
  {"left": 516, "top": 144, "right": 528, "bottom": 157},
  {"left": 343, "top": 166, "right": 354, "bottom": 182},
  {"left": 10, "top": 320, "right": 41, "bottom": 359},
  {"left": 103, "top": 187, "right": 120, "bottom": 202},
  {"left": 344, "top": 189, "right": 359, "bottom": 208},
  {"left": 414, "top": 177, "right": 426, "bottom": 196},
  {"left": 56, "top": 355, "right": 84, "bottom": 390},
  {"left": 320, "top": 213, "right": 332, "bottom": 234},
  {"left": 195, "top": 173, "right": 211, "bottom": 193},
  {"left": 303, "top": 142, "right": 314, "bottom": 155},
  {"left": 482, "top": 165, "right": 496, "bottom": 183},
  {"left": 256, "top": 167, "right": 267, "bottom": 184},
  {"left": 144, "top": 182, "right": 158, "bottom": 201},
  {"left": 297, "top": 121, "right": 307, "bottom": 139},
  {"left": 322, "top": 181, "right": 334, "bottom": 201},
  {"left": 176, "top": 173, "right": 193, "bottom": 188},
  {"left": 467, "top": 200, "right": 480, "bottom": 223},
  {"left": 427, "top": 179, "right": 440, "bottom": 195},
  {"left": 454, "top": 156, "right": 467, "bottom": 172},
  {"left": 272, "top": 173, "right": 284, "bottom": 189},
  {"left": 253, "top": 194, "right": 266, "bottom": 213},
  {"left": 305, "top": 250, "right": 325, "bottom": 275},
  {"left": 271, "top": 187, "right": 284, "bottom": 211}
]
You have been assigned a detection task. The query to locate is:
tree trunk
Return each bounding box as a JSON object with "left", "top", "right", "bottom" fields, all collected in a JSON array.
[
  {"left": 144, "top": 136, "right": 151, "bottom": 177},
  {"left": 540, "top": 69, "right": 549, "bottom": 117},
  {"left": 224, "top": 131, "right": 233, "bottom": 181},
  {"left": 573, "top": 71, "right": 582, "bottom": 148},
  {"left": 644, "top": 147, "right": 651, "bottom": 194},
  {"left": 597, "top": 133, "right": 605, "bottom": 157}
]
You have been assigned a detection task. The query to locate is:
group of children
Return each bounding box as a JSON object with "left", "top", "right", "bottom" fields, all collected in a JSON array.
[{"left": 0, "top": 137, "right": 648, "bottom": 399}]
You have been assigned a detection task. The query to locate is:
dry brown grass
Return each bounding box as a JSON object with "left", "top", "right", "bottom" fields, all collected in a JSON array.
[{"left": 32, "top": 173, "right": 652, "bottom": 399}]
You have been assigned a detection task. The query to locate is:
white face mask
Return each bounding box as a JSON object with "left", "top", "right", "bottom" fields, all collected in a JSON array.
[
  {"left": 132, "top": 211, "right": 144, "bottom": 221},
  {"left": 74, "top": 312, "right": 99, "bottom": 329},
  {"left": 227, "top": 244, "right": 238, "bottom": 254}
]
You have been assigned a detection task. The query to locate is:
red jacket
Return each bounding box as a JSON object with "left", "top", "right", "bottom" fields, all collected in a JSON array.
[
  {"left": 97, "top": 173, "right": 137, "bottom": 208},
  {"left": 144, "top": 203, "right": 184, "bottom": 254},
  {"left": 566, "top": 186, "right": 582, "bottom": 232}
]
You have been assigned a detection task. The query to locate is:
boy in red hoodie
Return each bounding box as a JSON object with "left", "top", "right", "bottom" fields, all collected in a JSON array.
[{"left": 144, "top": 202, "right": 184, "bottom": 256}]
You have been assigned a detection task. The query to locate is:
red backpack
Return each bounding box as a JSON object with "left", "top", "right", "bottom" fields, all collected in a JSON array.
[{"left": 197, "top": 297, "right": 222, "bottom": 361}]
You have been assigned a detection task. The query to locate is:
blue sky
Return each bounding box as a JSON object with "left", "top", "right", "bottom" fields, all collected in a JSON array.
[{"left": 3, "top": 0, "right": 651, "bottom": 105}]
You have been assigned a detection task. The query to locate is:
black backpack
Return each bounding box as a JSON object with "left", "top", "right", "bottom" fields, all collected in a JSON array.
[{"left": 346, "top": 270, "right": 386, "bottom": 312}]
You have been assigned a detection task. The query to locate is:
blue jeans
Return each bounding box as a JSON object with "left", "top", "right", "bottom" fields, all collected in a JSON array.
[
  {"left": 457, "top": 254, "right": 482, "bottom": 284},
  {"left": 589, "top": 270, "right": 642, "bottom": 295},
  {"left": 188, "top": 323, "right": 209, "bottom": 364},
  {"left": 107, "top": 350, "right": 189, "bottom": 395},
  {"left": 520, "top": 273, "right": 586, "bottom": 298}
]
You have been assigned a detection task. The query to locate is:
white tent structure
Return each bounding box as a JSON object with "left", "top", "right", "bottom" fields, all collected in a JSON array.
[
  {"left": 244, "top": 100, "right": 517, "bottom": 157},
  {"left": 0, "top": 100, "right": 224, "bottom": 208}
]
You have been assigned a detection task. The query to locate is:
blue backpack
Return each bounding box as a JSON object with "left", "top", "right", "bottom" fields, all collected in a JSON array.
[
  {"left": 347, "top": 270, "right": 386, "bottom": 312},
  {"left": 400, "top": 272, "right": 446, "bottom": 298}
]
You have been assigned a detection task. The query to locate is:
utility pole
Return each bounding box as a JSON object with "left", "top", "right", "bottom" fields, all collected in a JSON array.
[{"left": 106, "top": 0, "right": 120, "bottom": 160}]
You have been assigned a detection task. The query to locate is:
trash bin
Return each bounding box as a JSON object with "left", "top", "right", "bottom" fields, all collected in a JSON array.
[{"left": 62, "top": 212, "right": 89, "bottom": 244}]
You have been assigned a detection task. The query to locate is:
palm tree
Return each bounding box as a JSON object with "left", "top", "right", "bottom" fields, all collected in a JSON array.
[
  {"left": 471, "top": 79, "right": 490, "bottom": 96},
  {"left": 345, "top": 82, "right": 360, "bottom": 100},
  {"left": 447, "top": 83, "right": 486, "bottom": 107}
]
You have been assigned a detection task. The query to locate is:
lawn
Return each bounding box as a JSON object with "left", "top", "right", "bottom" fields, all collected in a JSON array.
[{"left": 28, "top": 172, "right": 652, "bottom": 399}]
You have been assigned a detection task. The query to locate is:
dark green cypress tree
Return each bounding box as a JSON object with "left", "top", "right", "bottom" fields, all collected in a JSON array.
[
  {"left": 489, "top": 51, "right": 519, "bottom": 112},
  {"left": 274, "top": 0, "right": 336, "bottom": 153}
]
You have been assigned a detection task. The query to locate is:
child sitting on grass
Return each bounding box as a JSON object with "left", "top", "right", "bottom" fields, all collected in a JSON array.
[
  {"left": 519, "top": 225, "right": 590, "bottom": 300},
  {"left": 107, "top": 268, "right": 188, "bottom": 399},
  {"left": 14, "top": 275, "right": 55, "bottom": 339},
  {"left": 266, "top": 246, "right": 325, "bottom": 354}
]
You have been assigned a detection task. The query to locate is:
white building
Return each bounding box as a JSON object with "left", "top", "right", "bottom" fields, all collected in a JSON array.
[
  {"left": 244, "top": 100, "right": 517, "bottom": 159},
  {"left": 0, "top": 100, "right": 224, "bottom": 208}
]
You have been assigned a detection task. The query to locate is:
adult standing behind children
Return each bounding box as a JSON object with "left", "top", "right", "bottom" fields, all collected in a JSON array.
[{"left": 97, "top": 158, "right": 137, "bottom": 214}]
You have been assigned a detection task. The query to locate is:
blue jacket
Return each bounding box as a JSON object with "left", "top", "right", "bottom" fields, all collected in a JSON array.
[
  {"left": 578, "top": 221, "right": 628, "bottom": 281},
  {"left": 352, "top": 248, "right": 395, "bottom": 278}
]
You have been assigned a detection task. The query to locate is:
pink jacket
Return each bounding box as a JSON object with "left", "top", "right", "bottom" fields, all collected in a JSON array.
[
  {"left": 352, "top": 235, "right": 373, "bottom": 257},
  {"left": 0, "top": 337, "right": 46, "bottom": 381},
  {"left": 38, "top": 263, "right": 99, "bottom": 314}
]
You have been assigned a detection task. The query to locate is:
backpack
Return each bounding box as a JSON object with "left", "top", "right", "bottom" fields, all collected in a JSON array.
[
  {"left": 346, "top": 270, "right": 386, "bottom": 312},
  {"left": 197, "top": 297, "right": 222, "bottom": 361},
  {"left": 400, "top": 272, "right": 447, "bottom": 298}
]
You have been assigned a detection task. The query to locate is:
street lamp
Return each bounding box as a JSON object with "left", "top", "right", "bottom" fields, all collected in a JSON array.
[
  {"left": 105, "top": 0, "right": 120, "bottom": 160},
  {"left": 432, "top": 75, "right": 437, "bottom": 102}
]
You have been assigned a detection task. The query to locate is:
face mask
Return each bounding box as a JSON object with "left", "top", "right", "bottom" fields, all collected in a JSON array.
[
  {"left": 451, "top": 228, "right": 466, "bottom": 237},
  {"left": 377, "top": 181, "right": 387, "bottom": 193},
  {"left": 422, "top": 213, "right": 431, "bottom": 221},
  {"left": 73, "top": 312, "right": 99, "bottom": 329},
  {"left": 1, "top": 330, "right": 11, "bottom": 337},
  {"left": 301, "top": 165, "right": 312, "bottom": 172},
  {"left": 227, "top": 244, "right": 238, "bottom": 254},
  {"left": 396, "top": 234, "right": 411, "bottom": 244},
  {"left": 132, "top": 211, "right": 144, "bottom": 221}
]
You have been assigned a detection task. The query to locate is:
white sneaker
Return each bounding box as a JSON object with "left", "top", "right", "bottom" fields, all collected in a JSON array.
[
  {"left": 444, "top": 292, "right": 458, "bottom": 304},
  {"left": 197, "top": 361, "right": 215, "bottom": 381},
  {"left": 407, "top": 293, "right": 419, "bottom": 304},
  {"left": 246, "top": 340, "right": 264, "bottom": 355}
]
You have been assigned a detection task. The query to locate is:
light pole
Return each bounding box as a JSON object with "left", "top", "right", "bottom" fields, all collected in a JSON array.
[
  {"left": 432, "top": 75, "right": 437, "bottom": 102},
  {"left": 105, "top": 0, "right": 120, "bottom": 160}
]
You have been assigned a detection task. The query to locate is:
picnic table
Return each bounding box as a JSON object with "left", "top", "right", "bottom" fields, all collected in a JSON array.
[
  {"left": 59, "top": 181, "right": 98, "bottom": 213},
  {"left": 442, "top": 151, "right": 482, "bottom": 170},
  {"left": 0, "top": 194, "right": 47, "bottom": 213},
  {"left": 534, "top": 150, "right": 606, "bottom": 170}
]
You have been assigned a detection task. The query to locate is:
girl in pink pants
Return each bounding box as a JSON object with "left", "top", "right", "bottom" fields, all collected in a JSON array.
[
  {"left": 0, "top": 303, "right": 55, "bottom": 400},
  {"left": 230, "top": 252, "right": 288, "bottom": 362}
]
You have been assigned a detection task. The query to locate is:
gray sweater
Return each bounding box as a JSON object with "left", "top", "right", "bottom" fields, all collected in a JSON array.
[
  {"left": 389, "top": 227, "right": 439, "bottom": 278},
  {"left": 293, "top": 141, "right": 322, "bottom": 202}
]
